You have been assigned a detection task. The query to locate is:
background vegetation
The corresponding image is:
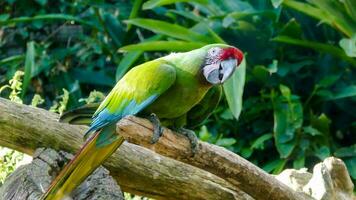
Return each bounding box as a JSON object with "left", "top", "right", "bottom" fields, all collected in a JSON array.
[{"left": 0, "top": 0, "right": 355, "bottom": 193}]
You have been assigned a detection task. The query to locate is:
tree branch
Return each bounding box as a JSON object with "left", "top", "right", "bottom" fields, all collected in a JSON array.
[
  {"left": 0, "top": 98, "right": 249, "bottom": 200},
  {"left": 118, "top": 116, "right": 314, "bottom": 200}
]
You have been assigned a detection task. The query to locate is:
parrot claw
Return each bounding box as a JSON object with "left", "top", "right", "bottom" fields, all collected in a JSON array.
[
  {"left": 148, "top": 113, "right": 164, "bottom": 144},
  {"left": 175, "top": 127, "right": 199, "bottom": 155}
]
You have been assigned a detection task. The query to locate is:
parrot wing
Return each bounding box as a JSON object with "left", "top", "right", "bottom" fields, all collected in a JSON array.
[
  {"left": 186, "top": 85, "right": 222, "bottom": 128},
  {"left": 85, "top": 60, "right": 177, "bottom": 143}
]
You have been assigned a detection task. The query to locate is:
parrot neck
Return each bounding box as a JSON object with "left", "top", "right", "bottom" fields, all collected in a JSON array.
[{"left": 162, "top": 49, "right": 206, "bottom": 76}]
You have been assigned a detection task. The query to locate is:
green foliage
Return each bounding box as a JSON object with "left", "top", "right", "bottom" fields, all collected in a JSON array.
[
  {"left": 223, "top": 54, "right": 246, "bottom": 120},
  {"left": 0, "top": 0, "right": 355, "bottom": 187},
  {"left": 79, "top": 90, "right": 105, "bottom": 104},
  {"left": 0, "top": 147, "right": 24, "bottom": 185},
  {"left": 50, "top": 88, "right": 69, "bottom": 115},
  {"left": 0, "top": 70, "right": 24, "bottom": 103},
  {"left": 31, "top": 94, "right": 44, "bottom": 107}
]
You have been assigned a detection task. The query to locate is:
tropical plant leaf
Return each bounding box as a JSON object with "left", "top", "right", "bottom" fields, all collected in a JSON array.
[
  {"left": 120, "top": 41, "right": 206, "bottom": 52},
  {"left": 0, "top": 55, "right": 24, "bottom": 66},
  {"left": 272, "top": 36, "right": 356, "bottom": 66},
  {"left": 142, "top": 0, "right": 207, "bottom": 10},
  {"left": 223, "top": 54, "right": 246, "bottom": 120},
  {"left": 127, "top": 0, "right": 144, "bottom": 31},
  {"left": 103, "top": 13, "right": 124, "bottom": 48},
  {"left": 116, "top": 51, "right": 142, "bottom": 81},
  {"left": 0, "top": 14, "right": 99, "bottom": 30},
  {"left": 125, "top": 18, "right": 211, "bottom": 43},
  {"left": 325, "top": 85, "right": 356, "bottom": 100},
  {"left": 273, "top": 86, "right": 303, "bottom": 158},
  {"left": 339, "top": 34, "right": 356, "bottom": 58},
  {"left": 334, "top": 145, "right": 356, "bottom": 158},
  {"left": 21, "top": 41, "right": 35, "bottom": 97}
]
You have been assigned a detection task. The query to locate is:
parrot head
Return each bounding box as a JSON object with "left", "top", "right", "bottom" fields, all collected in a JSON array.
[{"left": 201, "top": 44, "right": 244, "bottom": 85}]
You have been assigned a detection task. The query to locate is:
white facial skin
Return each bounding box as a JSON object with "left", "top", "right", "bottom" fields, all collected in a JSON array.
[{"left": 202, "top": 47, "right": 239, "bottom": 85}]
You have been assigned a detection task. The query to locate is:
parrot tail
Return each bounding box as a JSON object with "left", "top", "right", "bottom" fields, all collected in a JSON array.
[{"left": 41, "top": 127, "right": 124, "bottom": 200}]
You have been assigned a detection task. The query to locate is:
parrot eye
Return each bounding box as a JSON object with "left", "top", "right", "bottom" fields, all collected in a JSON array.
[{"left": 208, "top": 47, "right": 221, "bottom": 57}]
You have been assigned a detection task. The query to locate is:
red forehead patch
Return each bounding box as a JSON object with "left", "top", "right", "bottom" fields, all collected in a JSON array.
[{"left": 220, "top": 47, "right": 244, "bottom": 63}]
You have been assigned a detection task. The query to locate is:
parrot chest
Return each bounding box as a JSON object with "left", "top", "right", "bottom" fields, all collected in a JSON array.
[{"left": 145, "top": 70, "right": 211, "bottom": 119}]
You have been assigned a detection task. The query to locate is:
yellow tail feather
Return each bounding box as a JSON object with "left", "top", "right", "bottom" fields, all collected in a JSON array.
[{"left": 41, "top": 130, "right": 124, "bottom": 200}]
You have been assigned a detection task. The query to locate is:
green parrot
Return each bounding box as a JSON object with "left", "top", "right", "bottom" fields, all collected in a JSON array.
[{"left": 42, "top": 43, "right": 244, "bottom": 200}]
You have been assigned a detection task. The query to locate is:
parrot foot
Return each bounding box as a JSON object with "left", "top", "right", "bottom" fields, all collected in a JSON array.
[
  {"left": 174, "top": 127, "right": 199, "bottom": 155},
  {"left": 148, "top": 113, "right": 164, "bottom": 144}
]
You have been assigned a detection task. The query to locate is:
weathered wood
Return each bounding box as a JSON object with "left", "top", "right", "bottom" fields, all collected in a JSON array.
[
  {"left": 0, "top": 148, "right": 124, "bottom": 200},
  {"left": 0, "top": 98, "right": 250, "bottom": 200},
  {"left": 118, "top": 116, "right": 314, "bottom": 200}
]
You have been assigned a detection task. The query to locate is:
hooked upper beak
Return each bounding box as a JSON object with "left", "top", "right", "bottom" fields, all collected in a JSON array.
[{"left": 203, "top": 59, "right": 238, "bottom": 84}]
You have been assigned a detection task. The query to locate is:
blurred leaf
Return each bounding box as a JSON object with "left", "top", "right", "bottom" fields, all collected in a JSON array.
[
  {"left": 103, "top": 13, "right": 124, "bottom": 48},
  {"left": 310, "top": 114, "right": 331, "bottom": 135},
  {"left": 271, "top": 0, "right": 283, "bottom": 8},
  {"left": 0, "top": 14, "right": 10, "bottom": 22},
  {"left": 125, "top": 18, "right": 211, "bottom": 43},
  {"left": 303, "top": 126, "right": 322, "bottom": 136},
  {"left": 334, "top": 145, "right": 356, "bottom": 157},
  {"left": 325, "top": 85, "right": 356, "bottom": 100},
  {"left": 116, "top": 35, "right": 163, "bottom": 81},
  {"left": 206, "top": 26, "right": 225, "bottom": 43},
  {"left": 127, "top": 0, "right": 144, "bottom": 31},
  {"left": 279, "top": 84, "right": 291, "bottom": 99},
  {"left": 339, "top": 34, "right": 356, "bottom": 58},
  {"left": 143, "top": 0, "right": 207, "bottom": 10},
  {"left": 293, "top": 156, "right": 305, "bottom": 169},
  {"left": 252, "top": 65, "right": 269, "bottom": 82},
  {"left": 222, "top": 11, "right": 277, "bottom": 28},
  {"left": 0, "top": 14, "right": 100, "bottom": 30},
  {"left": 120, "top": 41, "right": 206, "bottom": 51},
  {"left": 216, "top": 138, "right": 236, "bottom": 147},
  {"left": 116, "top": 51, "right": 142, "bottom": 81},
  {"left": 277, "top": 60, "right": 313, "bottom": 77},
  {"left": 272, "top": 36, "right": 356, "bottom": 66},
  {"left": 273, "top": 159, "right": 287, "bottom": 174},
  {"left": 70, "top": 69, "right": 115, "bottom": 86},
  {"left": 223, "top": 54, "right": 246, "bottom": 120},
  {"left": 318, "top": 75, "right": 341, "bottom": 88},
  {"left": 279, "top": 18, "right": 302, "bottom": 39},
  {"left": 344, "top": 0, "right": 356, "bottom": 21},
  {"left": 273, "top": 87, "right": 303, "bottom": 158},
  {"left": 198, "top": 126, "right": 212, "bottom": 142},
  {"left": 283, "top": 0, "right": 356, "bottom": 37},
  {"left": 0, "top": 55, "right": 24, "bottom": 66},
  {"left": 315, "top": 146, "right": 330, "bottom": 160},
  {"left": 22, "top": 41, "right": 35, "bottom": 97},
  {"left": 263, "top": 159, "right": 286, "bottom": 173},
  {"left": 168, "top": 10, "right": 204, "bottom": 22},
  {"left": 309, "top": 0, "right": 356, "bottom": 37},
  {"left": 35, "top": 0, "right": 47, "bottom": 6},
  {"left": 241, "top": 147, "right": 253, "bottom": 158},
  {"left": 344, "top": 158, "right": 356, "bottom": 179},
  {"left": 251, "top": 133, "right": 273, "bottom": 150},
  {"left": 283, "top": 0, "right": 328, "bottom": 21},
  {"left": 267, "top": 60, "right": 278, "bottom": 74},
  {"left": 220, "top": 109, "right": 234, "bottom": 120}
]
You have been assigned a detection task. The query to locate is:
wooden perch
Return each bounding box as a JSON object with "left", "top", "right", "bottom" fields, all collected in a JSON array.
[
  {"left": 0, "top": 98, "right": 249, "bottom": 200},
  {"left": 118, "top": 117, "right": 314, "bottom": 200}
]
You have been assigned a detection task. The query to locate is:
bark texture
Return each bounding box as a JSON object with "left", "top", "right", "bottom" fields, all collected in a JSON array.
[
  {"left": 0, "top": 148, "right": 124, "bottom": 200},
  {"left": 0, "top": 98, "right": 249, "bottom": 200},
  {"left": 118, "top": 116, "right": 314, "bottom": 200}
]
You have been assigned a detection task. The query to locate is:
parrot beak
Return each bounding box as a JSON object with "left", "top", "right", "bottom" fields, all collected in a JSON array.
[{"left": 203, "top": 58, "right": 238, "bottom": 85}]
